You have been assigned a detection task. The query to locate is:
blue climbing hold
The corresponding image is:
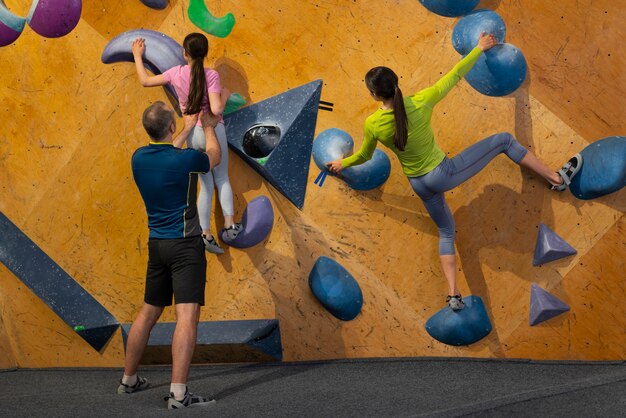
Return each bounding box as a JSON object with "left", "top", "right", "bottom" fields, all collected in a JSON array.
[
  {"left": 419, "top": 0, "right": 479, "bottom": 17},
  {"left": 308, "top": 256, "right": 363, "bottom": 321},
  {"left": 569, "top": 136, "right": 626, "bottom": 200},
  {"left": 533, "top": 223, "right": 577, "bottom": 266},
  {"left": 425, "top": 296, "right": 492, "bottom": 346},
  {"left": 140, "top": 0, "right": 168, "bottom": 10},
  {"left": 464, "top": 43, "right": 527, "bottom": 96},
  {"left": 223, "top": 80, "right": 323, "bottom": 209},
  {"left": 529, "top": 284, "right": 570, "bottom": 326},
  {"left": 452, "top": 9, "right": 506, "bottom": 55},
  {"left": 312, "top": 128, "right": 391, "bottom": 190}
]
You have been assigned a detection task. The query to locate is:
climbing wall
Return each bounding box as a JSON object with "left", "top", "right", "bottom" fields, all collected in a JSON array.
[{"left": 0, "top": 0, "right": 623, "bottom": 367}]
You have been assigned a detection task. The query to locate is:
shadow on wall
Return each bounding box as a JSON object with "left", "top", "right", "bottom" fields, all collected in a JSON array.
[
  {"left": 477, "top": 0, "right": 503, "bottom": 10},
  {"left": 215, "top": 57, "right": 252, "bottom": 105}
]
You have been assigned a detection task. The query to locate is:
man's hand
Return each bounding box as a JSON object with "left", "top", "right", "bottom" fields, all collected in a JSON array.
[
  {"left": 182, "top": 113, "right": 199, "bottom": 131},
  {"left": 200, "top": 111, "right": 220, "bottom": 129}
]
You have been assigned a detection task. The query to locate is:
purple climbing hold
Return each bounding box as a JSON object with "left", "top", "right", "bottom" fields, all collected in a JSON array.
[
  {"left": 533, "top": 223, "right": 577, "bottom": 266},
  {"left": 220, "top": 196, "right": 274, "bottom": 248},
  {"left": 0, "top": 2, "right": 26, "bottom": 47},
  {"left": 529, "top": 283, "right": 570, "bottom": 326},
  {"left": 27, "top": 0, "right": 82, "bottom": 39}
]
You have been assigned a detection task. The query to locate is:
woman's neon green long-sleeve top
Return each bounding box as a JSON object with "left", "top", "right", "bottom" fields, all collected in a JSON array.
[{"left": 341, "top": 46, "right": 483, "bottom": 177}]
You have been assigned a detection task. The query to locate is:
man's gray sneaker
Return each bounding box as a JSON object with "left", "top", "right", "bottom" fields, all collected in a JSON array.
[
  {"left": 117, "top": 376, "right": 149, "bottom": 394},
  {"left": 203, "top": 234, "right": 224, "bottom": 254},
  {"left": 166, "top": 390, "right": 216, "bottom": 409}
]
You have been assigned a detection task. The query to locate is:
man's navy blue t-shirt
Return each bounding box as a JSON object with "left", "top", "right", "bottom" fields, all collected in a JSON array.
[{"left": 131, "top": 142, "right": 210, "bottom": 239}]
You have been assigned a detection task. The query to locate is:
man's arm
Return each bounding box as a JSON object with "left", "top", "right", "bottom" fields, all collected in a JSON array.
[
  {"left": 173, "top": 113, "right": 198, "bottom": 148},
  {"left": 200, "top": 112, "right": 222, "bottom": 170}
]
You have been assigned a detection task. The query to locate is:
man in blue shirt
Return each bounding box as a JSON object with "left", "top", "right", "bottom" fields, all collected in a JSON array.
[{"left": 117, "top": 101, "right": 221, "bottom": 409}]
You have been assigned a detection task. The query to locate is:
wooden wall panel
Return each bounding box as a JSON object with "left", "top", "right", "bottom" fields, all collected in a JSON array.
[{"left": 0, "top": 0, "right": 623, "bottom": 365}]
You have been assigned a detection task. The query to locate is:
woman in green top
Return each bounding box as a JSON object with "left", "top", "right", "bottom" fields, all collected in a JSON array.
[{"left": 327, "top": 33, "right": 580, "bottom": 310}]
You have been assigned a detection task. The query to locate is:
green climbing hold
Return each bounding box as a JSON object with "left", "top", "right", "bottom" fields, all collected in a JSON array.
[
  {"left": 73, "top": 325, "right": 86, "bottom": 332},
  {"left": 224, "top": 93, "right": 246, "bottom": 115},
  {"left": 188, "top": 0, "right": 235, "bottom": 38}
]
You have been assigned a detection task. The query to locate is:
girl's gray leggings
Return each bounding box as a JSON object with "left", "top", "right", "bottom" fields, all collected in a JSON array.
[{"left": 408, "top": 132, "right": 528, "bottom": 255}]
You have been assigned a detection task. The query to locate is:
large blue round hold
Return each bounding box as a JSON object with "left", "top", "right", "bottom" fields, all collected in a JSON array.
[
  {"left": 312, "top": 128, "right": 391, "bottom": 190},
  {"left": 425, "top": 296, "right": 492, "bottom": 346},
  {"left": 308, "top": 256, "right": 363, "bottom": 321},
  {"left": 452, "top": 9, "right": 506, "bottom": 55},
  {"left": 419, "top": 0, "right": 480, "bottom": 17},
  {"left": 464, "top": 43, "right": 527, "bottom": 97},
  {"left": 569, "top": 136, "right": 626, "bottom": 200}
]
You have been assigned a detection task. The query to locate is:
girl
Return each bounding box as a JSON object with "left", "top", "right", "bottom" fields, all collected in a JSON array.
[
  {"left": 132, "top": 33, "right": 242, "bottom": 254},
  {"left": 327, "top": 33, "right": 580, "bottom": 310}
]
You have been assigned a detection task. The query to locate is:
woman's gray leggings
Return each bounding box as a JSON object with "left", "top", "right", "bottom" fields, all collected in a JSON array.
[{"left": 408, "top": 132, "right": 528, "bottom": 255}]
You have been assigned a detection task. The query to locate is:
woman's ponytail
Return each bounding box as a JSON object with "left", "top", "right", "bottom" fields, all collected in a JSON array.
[
  {"left": 392, "top": 86, "right": 408, "bottom": 151},
  {"left": 365, "top": 66, "right": 408, "bottom": 151}
]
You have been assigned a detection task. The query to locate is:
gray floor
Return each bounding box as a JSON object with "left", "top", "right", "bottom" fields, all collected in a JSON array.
[{"left": 1, "top": 358, "right": 624, "bottom": 417}]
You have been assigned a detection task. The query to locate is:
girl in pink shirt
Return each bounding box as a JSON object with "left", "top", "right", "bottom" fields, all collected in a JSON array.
[{"left": 132, "top": 33, "right": 241, "bottom": 254}]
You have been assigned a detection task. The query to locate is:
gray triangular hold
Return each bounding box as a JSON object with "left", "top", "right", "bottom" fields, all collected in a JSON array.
[
  {"left": 529, "top": 283, "right": 570, "bottom": 326},
  {"left": 223, "top": 80, "right": 323, "bottom": 209},
  {"left": 533, "top": 223, "right": 577, "bottom": 266}
]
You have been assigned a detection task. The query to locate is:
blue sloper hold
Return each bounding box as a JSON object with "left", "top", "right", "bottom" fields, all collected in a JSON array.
[
  {"left": 529, "top": 284, "right": 570, "bottom": 326},
  {"left": 419, "top": 0, "right": 479, "bottom": 17},
  {"left": 452, "top": 9, "right": 506, "bottom": 55},
  {"left": 569, "top": 136, "right": 626, "bottom": 200},
  {"left": 140, "top": 0, "right": 168, "bottom": 10},
  {"left": 122, "top": 319, "right": 282, "bottom": 363},
  {"left": 223, "top": 80, "right": 323, "bottom": 209},
  {"left": 312, "top": 128, "right": 391, "bottom": 190},
  {"left": 464, "top": 43, "right": 527, "bottom": 97},
  {"left": 533, "top": 223, "right": 577, "bottom": 266},
  {"left": 308, "top": 256, "right": 363, "bottom": 321},
  {"left": 0, "top": 212, "right": 119, "bottom": 352},
  {"left": 425, "top": 296, "right": 492, "bottom": 346}
]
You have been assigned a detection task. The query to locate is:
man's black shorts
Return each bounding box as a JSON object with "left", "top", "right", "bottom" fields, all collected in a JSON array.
[{"left": 145, "top": 235, "right": 207, "bottom": 306}]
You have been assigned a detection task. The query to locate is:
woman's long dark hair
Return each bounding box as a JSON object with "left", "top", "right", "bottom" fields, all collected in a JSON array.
[
  {"left": 183, "top": 33, "right": 209, "bottom": 115},
  {"left": 365, "top": 66, "right": 408, "bottom": 151}
]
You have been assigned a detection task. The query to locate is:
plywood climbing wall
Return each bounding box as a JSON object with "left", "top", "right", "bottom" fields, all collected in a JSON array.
[{"left": 0, "top": 0, "right": 623, "bottom": 367}]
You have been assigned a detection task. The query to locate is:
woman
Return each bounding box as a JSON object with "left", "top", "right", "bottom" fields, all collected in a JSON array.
[{"left": 327, "top": 33, "right": 580, "bottom": 310}]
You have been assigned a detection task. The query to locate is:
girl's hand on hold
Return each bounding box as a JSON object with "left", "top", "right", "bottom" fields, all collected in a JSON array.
[{"left": 131, "top": 38, "right": 145, "bottom": 57}]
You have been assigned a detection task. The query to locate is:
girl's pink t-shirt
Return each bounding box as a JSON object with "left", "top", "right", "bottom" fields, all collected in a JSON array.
[{"left": 162, "top": 65, "right": 222, "bottom": 116}]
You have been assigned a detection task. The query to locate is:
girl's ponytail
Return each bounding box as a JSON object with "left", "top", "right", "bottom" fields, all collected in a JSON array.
[{"left": 182, "top": 33, "right": 209, "bottom": 115}]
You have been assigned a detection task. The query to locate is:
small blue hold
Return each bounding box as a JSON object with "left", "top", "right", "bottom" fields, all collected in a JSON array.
[
  {"left": 569, "top": 136, "right": 626, "bottom": 200},
  {"left": 425, "top": 296, "right": 492, "bottom": 346},
  {"left": 140, "top": 0, "right": 168, "bottom": 10},
  {"left": 452, "top": 9, "right": 506, "bottom": 55},
  {"left": 308, "top": 256, "right": 363, "bottom": 321},
  {"left": 464, "top": 43, "right": 527, "bottom": 97},
  {"left": 419, "top": 0, "right": 480, "bottom": 17},
  {"left": 312, "top": 128, "right": 391, "bottom": 190}
]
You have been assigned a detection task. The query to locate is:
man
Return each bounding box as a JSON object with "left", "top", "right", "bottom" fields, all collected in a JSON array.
[{"left": 117, "top": 101, "right": 221, "bottom": 409}]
